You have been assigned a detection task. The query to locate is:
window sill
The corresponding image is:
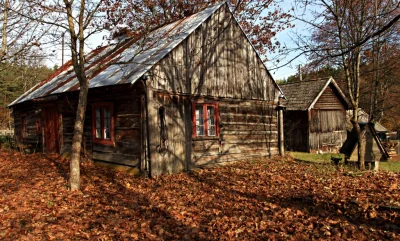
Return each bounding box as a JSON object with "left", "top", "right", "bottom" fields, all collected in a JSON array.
[
  {"left": 193, "top": 136, "right": 219, "bottom": 141},
  {"left": 93, "top": 139, "right": 114, "bottom": 146}
]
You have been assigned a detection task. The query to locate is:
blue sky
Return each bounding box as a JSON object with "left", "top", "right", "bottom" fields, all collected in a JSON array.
[
  {"left": 265, "top": 0, "right": 313, "bottom": 81},
  {"left": 47, "top": 0, "right": 313, "bottom": 81}
]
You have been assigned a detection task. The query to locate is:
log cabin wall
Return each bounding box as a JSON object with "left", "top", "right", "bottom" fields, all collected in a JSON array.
[
  {"left": 147, "top": 90, "right": 278, "bottom": 175},
  {"left": 309, "top": 86, "right": 347, "bottom": 153},
  {"left": 283, "top": 111, "right": 309, "bottom": 152},
  {"left": 12, "top": 102, "right": 45, "bottom": 153},
  {"left": 193, "top": 99, "right": 278, "bottom": 166},
  {"left": 60, "top": 84, "right": 144, "bottom": 168}
]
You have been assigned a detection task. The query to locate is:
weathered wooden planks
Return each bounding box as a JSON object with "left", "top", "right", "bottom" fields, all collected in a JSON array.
[{"left": 150, "top": 4, "right": 279, "bottom": 102}]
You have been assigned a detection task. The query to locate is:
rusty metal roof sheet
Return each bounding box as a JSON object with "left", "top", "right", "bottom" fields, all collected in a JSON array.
[
  {"left": 280, "top": 76, "right": 351, "bottom": 111},
  {"left": 10, "top": 2, "right": 225, "bottom": 106}
]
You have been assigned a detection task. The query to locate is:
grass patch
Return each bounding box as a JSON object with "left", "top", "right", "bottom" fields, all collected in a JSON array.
[
  {"left": 380, "top": 161, "right": 400, "bottom": 173},
  {"left": 289, "top": 152, "right": 344, "bottom": 164},
  {"left": 291, "top": 151, "right": 400, "bottom": 173}
]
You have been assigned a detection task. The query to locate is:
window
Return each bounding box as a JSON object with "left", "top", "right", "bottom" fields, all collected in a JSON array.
[
  {"left": 92, "top": 103, "right": 114, "bottom": 145},
  {"left": 192, "top": 102, "right": 219, "bottom": 138},
  {"left": 21, "top": 115, "right": 28, "bottom": 139}
]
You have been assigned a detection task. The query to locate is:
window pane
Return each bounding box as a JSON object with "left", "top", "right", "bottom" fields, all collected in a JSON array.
[
  {"left": 94, "top": 105, "right": 113, "bottom": 141},
  {"left": 96, "top": 108, "right": 101, "bottom": 119},
  {"left": 104, "top": 110, "right": 111, "bottom": 140},
  {"left": 105, "top": 116, "right": 110, "bottom": 129},
  {"left": 104, "top": 108, "right": 110, "bottom": 119},
  {"left": 96, "top": 118, "right": 101, "bottom": 129},
  {"left": 208, "top": 126, "right": 215, "bottom": 136},
  {"left": 207, "top": 106, "right": 215, "bottom": 136},
  {"left": 96, "top": 128, "right": 101, "bottom": 138},
  {"left": 95, "top": 108, "right": 101, "bottom": 139},
  {"left": 196, "top": 106, "right": 203, "bottom": 125},
  {"left": 207, "top": 106, "right": 215, "bottom": 125},
  {"left": 196, "top": 125, "right": 204, "bottom": 136},
  {"left": 95, "top": 108, "right": 101, "bottom": 132},
  {"left": 104, "top": 128, "right": 110, "bottom": 139},
  {"left": 196, "top": 105, "right": 204, "bottom": 136}
]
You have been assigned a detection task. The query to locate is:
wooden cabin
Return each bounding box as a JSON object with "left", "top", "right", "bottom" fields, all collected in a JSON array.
[
  {"left": 280, "top": 77, "right": 351, "bottom": 153},
  {"left": 340, "top": 123, "right": 390, "bottom": 168},
  {"left": 9, "top": 2, "right": 282, "bottom": 176}
]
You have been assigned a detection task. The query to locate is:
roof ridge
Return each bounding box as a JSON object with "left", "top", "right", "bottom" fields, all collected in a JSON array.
[{"left": 280, "top": 77, "right": 332, "bottom": 85}]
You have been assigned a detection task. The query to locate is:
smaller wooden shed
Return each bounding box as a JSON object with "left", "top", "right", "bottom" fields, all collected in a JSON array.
[
  {"left": 346, "top": 109, "right": 389, "bottom": 140},
  {"left": 280, "top": 77, "right": 351, "bottom": 153},
  {"left": 340, "top": 123, "right": 390, "bottom": 166}
]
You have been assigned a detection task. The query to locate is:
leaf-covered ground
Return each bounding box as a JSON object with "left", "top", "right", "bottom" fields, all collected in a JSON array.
[{"left": 0, "top": 150, "right": 399, "bottom": 240}]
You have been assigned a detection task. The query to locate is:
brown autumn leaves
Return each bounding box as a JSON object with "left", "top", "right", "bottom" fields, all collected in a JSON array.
[{"left": 0, "top": 150, "right": 399, "bottom": 240}]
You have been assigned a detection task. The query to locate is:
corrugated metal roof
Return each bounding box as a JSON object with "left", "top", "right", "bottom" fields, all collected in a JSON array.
[
  {"left": 10, "top": 2, "right": 225, "bottom": 106},
  {"left": 279, "top": 77, "right": 350, "bottom": 111}
]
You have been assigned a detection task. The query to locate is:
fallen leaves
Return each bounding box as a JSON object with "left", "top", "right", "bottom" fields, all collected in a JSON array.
[{"left": 0, "top": 150, "right": 399, "bottom": 240}]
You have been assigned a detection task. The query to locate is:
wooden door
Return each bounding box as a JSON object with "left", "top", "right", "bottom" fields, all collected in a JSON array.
[{"left": 43, "top": 106, "right": 60, "bottom": 153}]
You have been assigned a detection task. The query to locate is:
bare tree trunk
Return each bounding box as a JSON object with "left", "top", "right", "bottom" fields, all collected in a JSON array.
[
  {"left": 69, "top": 78, "right": 88, "bottom": 190},
  {"left": 1, "top": 0, "right": 9, "bottom": 60},
  {"left": 355, "top": 51, "right": 365, "bottom": 170},
  {"left": 355, "top": 122, "right": 366, "bottom": 170},
  {"left": 64, "top": 0, "right": 89, "bottom": 191}
]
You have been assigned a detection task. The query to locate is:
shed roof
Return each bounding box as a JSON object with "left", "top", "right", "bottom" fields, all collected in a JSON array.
[
  {"left": 340, "top": 123, "right": 390, "bottom": 160},
  {"left": 346, "top": 109, "right": 389, "bottom": 132},
  {"left": 11, "top": 2, "right": 247, "bottom": 107},
  {"left": 279, "top": 77, "right": 351, "bottom": 111}
]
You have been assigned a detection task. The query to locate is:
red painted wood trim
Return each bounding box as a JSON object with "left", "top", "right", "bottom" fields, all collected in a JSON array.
[
  {"left": 215, "top": 103, "right": 220, "bottom": 136},
  {"left": 203, "top": 104, "right": 208, "bottom": 137},
  {"left": 192, "top": 101, "right": 197, "bottom": 138},
  {"left": 192, "top": 101, "right": 219, "bottom": 138}
]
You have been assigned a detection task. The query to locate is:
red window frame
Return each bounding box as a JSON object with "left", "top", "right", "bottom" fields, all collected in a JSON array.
[
  {"left": 192, "top": 102, "right": 219, "bottom": 138},
  {"left": 20, "top": 115, "right": 28, "bottom": 139},
  {"left": 92, "top": 102, "right": 114, "bottom": 145}
]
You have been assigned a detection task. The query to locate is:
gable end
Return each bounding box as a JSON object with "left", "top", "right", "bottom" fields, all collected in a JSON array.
[{"left": 313, "top": 85, "right": 346, "bottom": 110}]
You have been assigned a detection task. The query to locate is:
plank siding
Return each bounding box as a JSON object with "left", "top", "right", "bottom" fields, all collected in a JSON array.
[
  {"left": 147, "top": 91, "right": 188, "bottom": 175},
  {"left": 309, "top": 86, "right": 347, "bottom": 152},
  {"left": 309, "top": 109, "right": 346, "bottom": 153},
  {"left": 60, "top": 84, "right": 144, "bottom": 167},
  {"left": 150, "top": 4, "right": 278, "bottom": 102},
  {"left": 314, "top": 86, "right": 344, "bottom": 109},
  {"left": 12, "top": 102, "right": 45, "bottom": 153}
]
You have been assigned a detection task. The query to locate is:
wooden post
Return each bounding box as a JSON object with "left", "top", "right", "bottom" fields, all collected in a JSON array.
[{"left": 277, "top": 96, "right": 285, "bottom": 156}]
